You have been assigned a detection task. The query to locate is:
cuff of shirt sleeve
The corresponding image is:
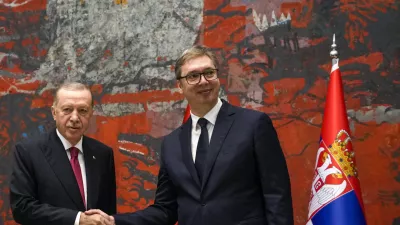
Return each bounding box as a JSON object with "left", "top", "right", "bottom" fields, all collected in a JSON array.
[{"left": 75, "top": 211, "right": 81, "bottom": 225}]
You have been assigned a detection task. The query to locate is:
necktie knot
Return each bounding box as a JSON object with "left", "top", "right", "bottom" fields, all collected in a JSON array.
[
  {"left": 69, "top": 147, "right": 79, "bottom": 159},
  {"left": 198, "top": 118, "right": 208, "bottom": 129}
]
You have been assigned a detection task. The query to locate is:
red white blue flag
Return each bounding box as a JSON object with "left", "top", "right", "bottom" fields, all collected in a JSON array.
[{"left": 306, "top": 52, "right": 367, "bottom": 225}]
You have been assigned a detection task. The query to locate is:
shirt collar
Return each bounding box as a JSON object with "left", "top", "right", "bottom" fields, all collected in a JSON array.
[
  {"left": 191, "top": 98, "right": 223, "bottom": 129},
  {"left": 56, "top": 129, "right": 83, "bottom": 153}
]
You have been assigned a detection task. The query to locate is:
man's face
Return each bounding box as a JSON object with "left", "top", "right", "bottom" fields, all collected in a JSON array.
[
  {"left": 51, "top": 89, "right": 93, "bottom": 145},
  {"left": 178, "top": 55, "right": 220, "bottom": 109}
]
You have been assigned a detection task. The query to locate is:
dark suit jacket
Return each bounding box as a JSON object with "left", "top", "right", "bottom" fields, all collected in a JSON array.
[
  {"left": 114, "top": 100, "right": 293, "bottom": 225},
  {"left": 10, "top": 128, "right": 117, "bottom": 225}
]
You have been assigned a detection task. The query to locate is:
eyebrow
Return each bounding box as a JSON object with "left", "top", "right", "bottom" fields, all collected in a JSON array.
[
  {"left": 187, "top": 67, "right": 215, "bottom": 74},
  {"left": 60, "top": 104, "right": 90, "bottom": 108}
]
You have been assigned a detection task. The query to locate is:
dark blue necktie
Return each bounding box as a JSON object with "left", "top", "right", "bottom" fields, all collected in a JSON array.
[{"left": 195, "top": 118, "right": 209, "bottom": 183}]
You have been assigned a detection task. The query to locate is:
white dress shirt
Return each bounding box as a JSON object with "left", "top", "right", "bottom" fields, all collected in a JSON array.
[
  {"left": 56, "top": 129, "right": 87, "bottom": 225},
  {"left": 190, "top": 98, "right": 223, "bottom": 162}
]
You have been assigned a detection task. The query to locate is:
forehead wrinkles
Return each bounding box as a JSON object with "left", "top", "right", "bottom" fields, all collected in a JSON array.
[
  {"left": 59, "top": 103, "right": 90, "bottom": 107},
  {"left": 57, "top": 100, "right": 91, "bottom": 108},
  {"left": 57, "top": 91, "right": 92, "bottom": 106},
  {"left": 183, "top": 56, "right": 214, "bottom": 72}
]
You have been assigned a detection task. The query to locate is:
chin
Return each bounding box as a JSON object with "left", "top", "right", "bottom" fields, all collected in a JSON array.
[
  {"left": 67, "top": 130, "right": 82, "bottom": 137},
  {"left": 199, "top": 99, "right": 216, "bottom": 106}
]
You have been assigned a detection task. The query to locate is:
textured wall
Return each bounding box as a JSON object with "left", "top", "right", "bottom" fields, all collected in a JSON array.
[{"left": 0, "top": 0, "right": 399, "bottom": 224}]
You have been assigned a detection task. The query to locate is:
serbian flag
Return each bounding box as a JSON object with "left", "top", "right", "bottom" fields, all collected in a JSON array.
[
  {"left": 306, "top": 56, "right": 367, "bottom": 225},
  {"left": 182, "top": 105, "right": 191, "bottom": 123}
]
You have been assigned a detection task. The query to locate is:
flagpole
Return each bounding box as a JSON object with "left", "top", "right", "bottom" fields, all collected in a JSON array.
[{"left": 306, "top": 34, "right": 367, "bottom": 225}]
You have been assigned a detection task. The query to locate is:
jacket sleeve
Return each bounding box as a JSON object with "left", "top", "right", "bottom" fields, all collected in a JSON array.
[
  {"left": 254, "top": 113, "right": 294, "bottom": 225},
  {"left": 113, "top": 139, "right": 178, "bottom": 225},
  {"left": 9, "top": 142, "right": 78, "bottom": 225},
  {"left": 102, "top": 147, "right": 117, "bottom": 215}
]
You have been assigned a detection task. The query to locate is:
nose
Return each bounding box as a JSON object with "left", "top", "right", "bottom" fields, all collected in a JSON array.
[
  {"left": 198, "top": 74, "right": 209, "bottom": 85},
  {"left": 69, "top": 109, "right": 79, "bottom": 122}
]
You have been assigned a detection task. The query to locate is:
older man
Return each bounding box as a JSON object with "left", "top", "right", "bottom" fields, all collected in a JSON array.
[{"left": 10, "top": 82, "right": 116, "bottom": 225}]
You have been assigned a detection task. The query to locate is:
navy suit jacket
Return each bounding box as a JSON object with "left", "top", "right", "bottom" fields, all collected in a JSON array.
[{"left": 114, "top": 100, "right": 293, "bottom": 225}]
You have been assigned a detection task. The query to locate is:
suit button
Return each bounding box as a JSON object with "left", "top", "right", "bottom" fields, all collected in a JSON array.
[{"left": 201, "top": 203, "right": 206, "bottom": 206}]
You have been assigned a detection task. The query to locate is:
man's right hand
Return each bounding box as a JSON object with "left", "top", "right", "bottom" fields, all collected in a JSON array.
[{"left": 79, "top": 211, "right": 114, "bottom": 225}]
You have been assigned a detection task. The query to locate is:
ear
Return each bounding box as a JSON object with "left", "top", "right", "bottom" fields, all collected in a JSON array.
[
  {"left": 51, "top": 106, "right": 56, "bottom": 120},
  {"left": 89, "top": 107, "right": 94, "bottom": 117},
  {"left": 176, "top": 80, "right": 183, "bottom": 94}
]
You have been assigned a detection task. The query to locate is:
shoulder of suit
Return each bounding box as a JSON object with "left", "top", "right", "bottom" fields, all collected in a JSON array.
[
  {"left": 15, "top": 131, "right": 49, "bottom": 151},
  {"left": 159, "top": 120, "right": 188, "bottom": 145},
  {"left": 231, "top": 104, "right": 271, "bottom": 120},
  {"left": 163, "top": 126, "right": 181, "bottom": 140},
  {"left": 83, "top": 135, "right": 113, "bottom": 152}
]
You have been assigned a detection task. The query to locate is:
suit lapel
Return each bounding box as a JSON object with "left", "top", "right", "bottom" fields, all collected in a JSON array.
[
  {"left": 180, "top": 118, "right": 201, "bottom": 187},
  {"left": 42, "top": 129, "right": 86, "bottom": 210},
  {"left": 82, "top": 137, "right": 100, "bottom": 210},
  {"left": 202, "top": 101, "right": 235, "bottom": 190}
]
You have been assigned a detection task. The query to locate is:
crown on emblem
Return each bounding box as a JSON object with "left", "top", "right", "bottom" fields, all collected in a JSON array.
[{"left": 327, "top": 130, "right": 358, "bottom": 178}]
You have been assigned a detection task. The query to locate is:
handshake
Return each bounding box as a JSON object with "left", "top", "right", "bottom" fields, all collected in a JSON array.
[{"left": 80, "top": 209, "right": 115, "bottom": 225}]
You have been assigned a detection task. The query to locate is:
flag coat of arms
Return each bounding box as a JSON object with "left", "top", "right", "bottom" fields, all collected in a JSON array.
[{"left": 306, "top": 36, "right": 367, "bottom": 225}]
